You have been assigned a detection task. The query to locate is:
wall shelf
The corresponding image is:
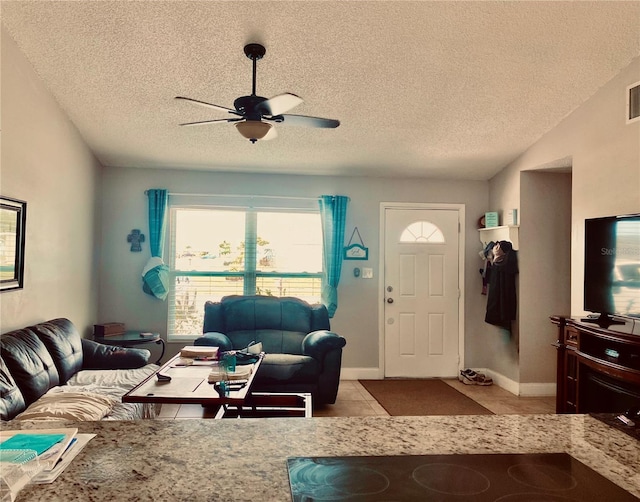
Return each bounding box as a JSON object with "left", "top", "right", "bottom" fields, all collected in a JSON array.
[{"left": 478, "top": 225, "right": 519, "bottom": 250}]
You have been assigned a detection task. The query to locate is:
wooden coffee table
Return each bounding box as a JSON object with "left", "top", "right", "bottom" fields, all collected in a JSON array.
[
  {"left": 122, "top": 352, "right": 264, "bottom": 408},
  {"left": 122, "top": 352, "right": 312, "bottom": 418}
]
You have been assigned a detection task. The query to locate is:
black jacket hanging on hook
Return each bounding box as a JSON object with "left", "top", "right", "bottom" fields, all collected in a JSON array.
[
  {"left": 485, "top": 241, "right": 518, "bottom": 330},
  {"left": 479, "top": 241, "right": 496, "bottom": 295}
]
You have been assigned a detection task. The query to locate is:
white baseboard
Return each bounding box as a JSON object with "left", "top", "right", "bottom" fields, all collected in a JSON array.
[
  {"left": 341, "top": 367, "right": 383, "bottom": 380},
  {"left": 470, "top": 368, "right": 518, "bottom": 396},
  {"left": 518, "top": 382, "right": 556, "bottom": 397},
  {"left": 472, "top": 368, "right": 556, "bottom": 397}
]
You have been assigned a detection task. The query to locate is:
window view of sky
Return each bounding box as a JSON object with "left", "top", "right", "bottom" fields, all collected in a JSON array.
[
  {"left": 258, "top": 212, "right": 322, "bottom": 273},
  {"left": 173, "top": 209, "right": 322, "bottom": 273}
]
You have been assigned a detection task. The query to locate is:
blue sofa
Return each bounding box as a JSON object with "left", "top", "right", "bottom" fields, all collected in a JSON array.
[{"left": 194, "top": 295, "right": 346, "bottom": 405}]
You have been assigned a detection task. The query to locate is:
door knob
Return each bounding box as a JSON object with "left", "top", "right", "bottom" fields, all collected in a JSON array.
[{"left": 387, "top": 298, "right": 394, "bottom": 304}]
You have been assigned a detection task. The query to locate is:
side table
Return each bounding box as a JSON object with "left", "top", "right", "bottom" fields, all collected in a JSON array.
[{"left": 94, "top": 331, "right": 165, "bottom": 364}]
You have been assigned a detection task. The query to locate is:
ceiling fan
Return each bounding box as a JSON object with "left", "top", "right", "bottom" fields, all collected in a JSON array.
[{"left": 175, "top": 43, "right": 340, "bottom": 143}]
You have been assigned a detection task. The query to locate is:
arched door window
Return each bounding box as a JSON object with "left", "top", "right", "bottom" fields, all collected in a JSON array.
[{"left": 400, "top": 221, "right": 445, "bottom": 243}]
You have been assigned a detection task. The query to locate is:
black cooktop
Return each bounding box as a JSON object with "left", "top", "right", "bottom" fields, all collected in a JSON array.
[{"left": 287, "top": 453, "right": 638, "bottom": 501}]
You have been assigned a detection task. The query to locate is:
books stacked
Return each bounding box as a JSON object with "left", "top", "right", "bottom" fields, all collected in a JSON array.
[
  {"left": 180, "top": 346, "right": 219, "bottom": 360},
  {"left": 0, "top": 428, "right": 96, "bottom": 487},
  {"left": 208, "top": 363, "right": 252, "bottom": 383}
]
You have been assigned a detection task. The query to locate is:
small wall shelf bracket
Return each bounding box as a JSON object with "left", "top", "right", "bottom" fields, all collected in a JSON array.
[{"left": 478, "top": 225, "right": 519, "bottom": 250}]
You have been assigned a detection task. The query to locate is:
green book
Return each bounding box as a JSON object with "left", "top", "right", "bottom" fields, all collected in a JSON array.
[{"left": 0, "top": 433, "right": 66, "bottom": 455}]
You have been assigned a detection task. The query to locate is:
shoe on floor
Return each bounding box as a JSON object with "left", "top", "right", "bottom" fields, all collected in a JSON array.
[
  {"left": 459, "top": 369, "right": 477, "bottom": 383},
  {"left": 474, "top": 374, "right": 493, "bottom": 386},
  {"left": 461, "top": 370, "right": 477, "bottom": 385}
]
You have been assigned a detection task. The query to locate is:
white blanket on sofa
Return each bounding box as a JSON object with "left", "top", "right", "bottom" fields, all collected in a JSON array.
[
  {"left": 67, "top": 364, "right": 159, "bottom": 420},
  {"left": 14, "top": 364, "right": 159, "bottom": 422}
]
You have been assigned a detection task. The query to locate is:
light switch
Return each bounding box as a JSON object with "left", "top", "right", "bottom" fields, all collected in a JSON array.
[{"left": 362, "top": 268, "right": 373, "bottom": 279}]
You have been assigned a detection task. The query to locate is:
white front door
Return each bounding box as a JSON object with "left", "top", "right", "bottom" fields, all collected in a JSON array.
[{"left": 383, "top": 207, "right": 460, "bottom": 378}]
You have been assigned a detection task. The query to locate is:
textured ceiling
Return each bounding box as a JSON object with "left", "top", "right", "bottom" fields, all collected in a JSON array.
[{"left": 2, "top": 1, "right": 639, "bottom": 180}]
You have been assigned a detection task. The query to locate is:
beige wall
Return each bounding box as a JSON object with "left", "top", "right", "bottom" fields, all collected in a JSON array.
[
  {"left": 486, "top": 56, "right": 640, "bottom": 389},
  {"left": 0, "top": 26, "right": 102, "bottom": 334},
  {"left": 519, "top": 171, "right": 572, "bottom": 385}
]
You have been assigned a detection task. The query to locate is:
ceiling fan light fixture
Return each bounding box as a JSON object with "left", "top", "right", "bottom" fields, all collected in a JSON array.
[
  {"left": 235, "top": 120, "right": 272, "bottom": 143},
  {"left": 177, "top": 43, "right": 340, "bottom": 140}
]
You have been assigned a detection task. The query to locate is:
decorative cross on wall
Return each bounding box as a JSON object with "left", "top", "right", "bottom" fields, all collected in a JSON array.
[{"left": 127, "top": 229, "right": 145, "bottom": 252}]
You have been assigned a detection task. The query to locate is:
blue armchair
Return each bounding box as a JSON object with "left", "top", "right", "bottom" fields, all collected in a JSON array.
[{"left": 193, "top": 295, "right": 346, "bottom": 405}]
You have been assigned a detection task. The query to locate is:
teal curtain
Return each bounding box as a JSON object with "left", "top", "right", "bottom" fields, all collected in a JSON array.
[
  {"left": 147, "top": 189, "right": 168, "bottom": 258},
  {"left": 319, "top": 195, "right": 349, "bottom": 317},
  {"left": 142, "top": 189, "right": 170, "bottom": 300}
]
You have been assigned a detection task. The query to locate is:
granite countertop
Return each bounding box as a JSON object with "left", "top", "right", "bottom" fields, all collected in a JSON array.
[{"left": 3, "top": 414, "right": 639, "bottom": 501}]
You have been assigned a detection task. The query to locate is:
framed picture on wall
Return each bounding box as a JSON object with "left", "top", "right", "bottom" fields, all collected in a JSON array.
[{"left": 0, "top": 196, "right": 27, "bottom": 292}]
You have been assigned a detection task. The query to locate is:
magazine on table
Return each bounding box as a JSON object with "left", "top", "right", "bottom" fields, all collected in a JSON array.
[
  {"left": 0, "top": 428, "right": 96, "bottom": 484},
  {"left": 32, "top": 433, "right": 96, "bottom": 484},
  {"left": 0, "top": 427, "right": 78, "bottom": 471}
]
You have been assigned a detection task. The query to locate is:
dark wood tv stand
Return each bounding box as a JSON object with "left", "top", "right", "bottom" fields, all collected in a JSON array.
[{"left": 550, "top": 315, "right": 640, "bottom": 414}]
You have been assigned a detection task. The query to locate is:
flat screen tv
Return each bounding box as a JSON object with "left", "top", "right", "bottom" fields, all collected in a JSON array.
[{"left": 584, "top": 213, "right": 640, "bottom": 326}]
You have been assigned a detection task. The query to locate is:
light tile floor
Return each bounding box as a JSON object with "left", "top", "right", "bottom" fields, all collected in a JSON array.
[
  {"left": 442, "top": 379, "right": 556, "bottom": 415},
  {"left": 156, "top": 379, "right": 556, "bottom": 419}
]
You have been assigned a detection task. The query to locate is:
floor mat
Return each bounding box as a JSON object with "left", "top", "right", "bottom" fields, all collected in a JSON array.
[{"left": 359, "top": 379, "right": 493, "bottom": 416}]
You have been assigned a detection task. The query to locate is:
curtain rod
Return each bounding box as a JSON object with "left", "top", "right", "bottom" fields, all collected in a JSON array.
[
  {"left": 144, "top": 191, "right": 321, "bottom": 201},
  {"left": 144, "top": 192, "right": 350, "bottom": 202}
]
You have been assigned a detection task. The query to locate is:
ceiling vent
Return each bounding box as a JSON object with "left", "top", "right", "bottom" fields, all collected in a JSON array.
[{"left": 627, "top": 81, "right": 640, "bottom": 124}]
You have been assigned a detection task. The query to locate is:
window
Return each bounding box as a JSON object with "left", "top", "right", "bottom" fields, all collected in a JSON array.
[
  {"left": 168, "top": 206, "right": 322, "bottom": 339},
  {"left": 400, "top": 221, "right": 445, "bottom": 243}
]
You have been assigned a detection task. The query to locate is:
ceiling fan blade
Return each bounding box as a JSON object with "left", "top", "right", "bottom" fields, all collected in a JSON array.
[
  {"left": 179, "top": 118, "right": 243, "bottom": 127},
  {"left": 258, "top": 93, "right": 303, "bottom": 116},
  {"left": 272, "top": 114, "right": 340, "bottom": 128},
  {"left": 175, "top": 96, "right": 242, "bottom": 116},
  {"left": 262, "top": 126, "right": 278, "bottom": 141}
]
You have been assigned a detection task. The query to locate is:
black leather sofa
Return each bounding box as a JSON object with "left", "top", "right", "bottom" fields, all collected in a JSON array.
[
  {"left": 1, "top": 318, "right": 155, "bottom": 421},
  {"left": 194, "top": 295, "right": 347, "bottom": 405}
]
